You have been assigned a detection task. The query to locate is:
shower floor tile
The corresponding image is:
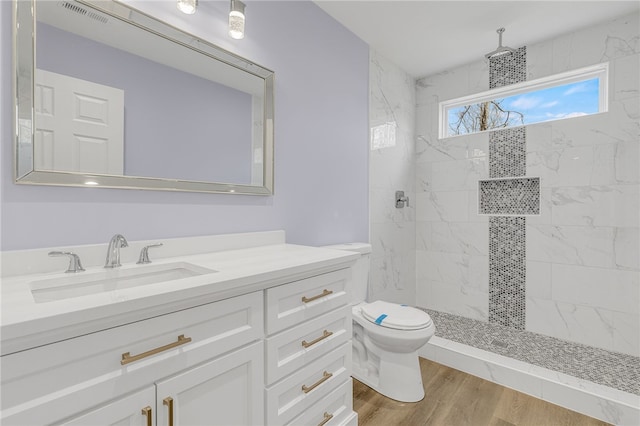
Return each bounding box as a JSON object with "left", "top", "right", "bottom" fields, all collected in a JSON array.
[{"left": 418, "top": 308, "right": 640, "bottom": 395}]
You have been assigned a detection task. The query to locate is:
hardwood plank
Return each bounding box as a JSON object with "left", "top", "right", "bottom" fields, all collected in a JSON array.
[
  {"left": 354, "top": 358, "right": 611, "bottom": 426},
  {"left": 488, "top": 417, "right": 517, "bottom": 426},
  {"left": 494, "top": 389, "right": 609, "bottom": 426},
  {"left": 438, "top": 374, "right": 505, "bottom": 425},
  {"left": 401, "top": 363, "right": 464, "bottom": 426}
]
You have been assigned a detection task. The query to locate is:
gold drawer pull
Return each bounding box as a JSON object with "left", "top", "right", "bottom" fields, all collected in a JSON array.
[
  {"left": 163, "top": 397, "right": 174, "bottom": 426},
  {"left": 121, "top": 335, "right": 192, "bottom": 365},
  {"left": 302, "top": 330, "right": 333, "bottom": 348},
  {"left": 141, "top": 406, "right": 152, "bottom": 426},
  {"left": 302, "top": 289, "right": 333, "bottom": 303},
  {"left": 318, "top": 412, "right": 334, "bottom": 426},
  {"left": 302, "top": 371, "right": 333, "bottom": 394}
]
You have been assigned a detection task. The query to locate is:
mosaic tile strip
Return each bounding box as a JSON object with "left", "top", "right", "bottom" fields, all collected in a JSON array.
[
  {"left": 489, "top": 46, "right": 527, "bottom": 89},
  {"left": 489, "top": 216, "right": 526, "bottom": 330},
  {"left": 418, "top": 307, "right": 640, "bottom": 395},
  {"left": 480, "top": 178, "right": 540, "bottom": 215},
  {"left": 487, "top": 46, "right": 528, "bottom": 332},
  {"left": 489, "top": 127, "right": 526, "bottom": 178}
]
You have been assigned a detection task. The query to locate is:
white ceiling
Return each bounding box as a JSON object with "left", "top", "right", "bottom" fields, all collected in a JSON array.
[{"left": 314, "top": 1, "right": 640, "bottom": 78}]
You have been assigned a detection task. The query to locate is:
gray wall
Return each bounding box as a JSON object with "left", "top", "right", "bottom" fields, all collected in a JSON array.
[{"left": 0, "top": 1, "right": 370, "bottom": 250}]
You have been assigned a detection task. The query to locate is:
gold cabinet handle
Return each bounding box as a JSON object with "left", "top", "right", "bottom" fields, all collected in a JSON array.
[
  {"left": 121, "top": 335, "right": 192, "bottom": 365},
  {"left": 302, "top": 330, "right": 333, "bottom": 348},
  {"left": 318, "top": 412, "right": 334, "bottom": 426},
  {"left": 302, "top": 289, "right": 333, "bottom": 303},
  {"left": 141, "top": 406, "right": 152, "bottom": 426},
  {"left": 163, "top": 397, "right": 174, "bottom": 426},
  {"left": 302, "top": 370, "right": 333, "bottom": 394}
]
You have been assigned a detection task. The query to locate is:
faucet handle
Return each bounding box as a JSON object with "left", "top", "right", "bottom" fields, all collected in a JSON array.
[
  {"left": 137, "top": 243, "right": 163, "bottom": 264},
  {"left": 395, "top": 190, "right": 409, "bottom": 208},
  {"left": 49, "top": 251, "right": 85, "bottom": 273}
]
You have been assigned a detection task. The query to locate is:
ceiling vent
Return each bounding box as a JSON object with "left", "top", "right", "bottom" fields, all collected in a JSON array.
[{"left": 58, "top": 1, "right": 108, "bottom": 24}]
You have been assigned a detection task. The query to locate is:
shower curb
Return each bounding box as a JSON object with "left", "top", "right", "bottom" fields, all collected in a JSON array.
[{"left": 419, "top": 336, "right": 640, "bottom": 425}]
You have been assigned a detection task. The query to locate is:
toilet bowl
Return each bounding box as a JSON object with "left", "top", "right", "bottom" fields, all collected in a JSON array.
[{"left": 323, "top": 243, "right": 435, "bottom": 403}]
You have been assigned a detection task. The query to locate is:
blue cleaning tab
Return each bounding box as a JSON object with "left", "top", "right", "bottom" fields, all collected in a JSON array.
[
  {"left": 400, "top": 304, "right": 408, "bottom": 307},
  {"left": 375, "top": 314, "right": 387, "bottom": 325}
]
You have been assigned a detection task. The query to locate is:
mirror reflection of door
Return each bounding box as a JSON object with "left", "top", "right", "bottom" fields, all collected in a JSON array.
[{"left": 34, "top": 69, "right": 124, "bottom": 175}]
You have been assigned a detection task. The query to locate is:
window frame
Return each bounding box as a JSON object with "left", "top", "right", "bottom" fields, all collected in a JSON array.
[{"left": 439, "top": 63, "right": 609, "bottom": 139}]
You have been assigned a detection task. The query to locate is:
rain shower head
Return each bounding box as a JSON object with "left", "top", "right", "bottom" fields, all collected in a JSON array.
[{"left": 485, "top": 27, "right": 517, "bottom": 59}]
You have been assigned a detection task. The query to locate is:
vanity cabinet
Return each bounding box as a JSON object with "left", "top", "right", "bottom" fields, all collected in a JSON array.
[
  {"left": 1, "top": 291, "right": 264, "bottom": 425},
  {"left": 264, "top": 268, "right": 357, "bottom": 426},
  {"left": 59, "top": 341, "right": 264, "bottom": 426},
  {"left": 59, "top": 386, "right": 156, "bottom": 426},
  {"left": 154, "top": 341, "right": 263, "bottom": 426},
  {"left": 1, "top": 243, "right": 359, "bottom": 426}
]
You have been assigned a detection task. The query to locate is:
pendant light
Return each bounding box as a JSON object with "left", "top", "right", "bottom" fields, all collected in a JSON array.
[
  {"left": 177, "top": 0, "right": 197, "bottom": 15},
  {"left": 229, "top": 0, "right": 246, "bottom": 39}
]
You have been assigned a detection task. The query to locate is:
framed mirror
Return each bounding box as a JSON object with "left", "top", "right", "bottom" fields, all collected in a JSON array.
[{"left": 14, "top": 0, "right": 274, "bottom": 195}]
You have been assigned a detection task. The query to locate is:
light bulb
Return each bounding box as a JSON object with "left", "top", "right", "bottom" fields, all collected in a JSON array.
[
  {"left": 229, "top": 0, "right": 245, "bottom": 39},
  {"left": 177, "top": 0, "right": 197, "bottom": 15}
]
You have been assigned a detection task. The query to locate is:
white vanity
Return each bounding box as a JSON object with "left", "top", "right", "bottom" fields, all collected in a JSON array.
[{"left": 0, "top": 231, "right": 359, "bottom": 426}]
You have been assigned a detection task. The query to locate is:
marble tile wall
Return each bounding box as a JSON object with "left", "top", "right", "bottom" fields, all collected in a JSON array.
[
  {"left": 368, "top": 50, "right": 416, "bottom": 304},
  {"left": 415, "top": 57, "right": 490, "bottom": 321},
  {"left": 415, "top": 12, "right": 639, "bottom": 357}
]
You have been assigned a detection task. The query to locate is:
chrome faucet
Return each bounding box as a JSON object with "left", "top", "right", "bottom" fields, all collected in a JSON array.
[
  {"left": 104, "top": 234, "right": 129, "bottom": 268},
  {"left": 49, "top": 251, "right": 85, "bottom": 273},
  {"left": 137, "top": 243, "right": 163, "bottom": 264}
]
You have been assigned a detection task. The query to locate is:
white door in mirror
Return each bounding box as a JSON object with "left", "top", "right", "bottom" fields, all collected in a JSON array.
[{"left": 35, "top": 69, "right": 124, "bottom": 175}]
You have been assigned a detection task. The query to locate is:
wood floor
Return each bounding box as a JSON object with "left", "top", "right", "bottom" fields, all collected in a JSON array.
[{"left": 353, "top": 358, "right": 610, "bottom": 426}]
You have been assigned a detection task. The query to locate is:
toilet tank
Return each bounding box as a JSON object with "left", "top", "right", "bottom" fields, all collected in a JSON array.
[{"left": 321, "top": 243, "right": 371, "bottom": 304}]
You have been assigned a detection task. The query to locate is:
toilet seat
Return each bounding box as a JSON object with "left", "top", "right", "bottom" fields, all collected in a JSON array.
[{"left": 361, "top": 300, "right": 432, "bottom": 330}]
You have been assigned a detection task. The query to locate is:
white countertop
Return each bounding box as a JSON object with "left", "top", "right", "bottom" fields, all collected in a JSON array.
[{"left": 1, "top": 241, "right": 359, "bottom": 356}]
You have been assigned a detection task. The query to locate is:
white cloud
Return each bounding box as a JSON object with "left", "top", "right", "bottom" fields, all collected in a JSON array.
[
  {"left": 509, "top": 96, "right": 542, "bottom": 109},
  {"left": 541, "top": 101, "right": 559, "bottom": 108},
  {"left": 545, "top": 111, "right": 588, "bottom": 119},
  {"left": 563, "top": 112, "right": 588, "bottom": 118},
  {"left": 563, "top": 83, "right": 589, "bottom": 96}
]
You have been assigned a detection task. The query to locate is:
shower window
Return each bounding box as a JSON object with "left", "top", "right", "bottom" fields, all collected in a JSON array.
[{"left": 439, "top": 63, "right": 608, "bottom": 138}]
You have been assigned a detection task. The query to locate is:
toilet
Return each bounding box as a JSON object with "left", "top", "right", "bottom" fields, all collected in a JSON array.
[{"left": 323, "top": 243, "right": 435, "bottom": 402}]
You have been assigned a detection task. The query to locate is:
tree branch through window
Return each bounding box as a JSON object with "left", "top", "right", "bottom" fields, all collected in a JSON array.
[{"left": 450, "top": 99, "right": 524, "bottom": 136}]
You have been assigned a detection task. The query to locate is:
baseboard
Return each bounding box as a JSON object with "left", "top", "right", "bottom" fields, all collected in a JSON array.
[{"left": 419, "top": 336, "right": 640, "bottom": 425}]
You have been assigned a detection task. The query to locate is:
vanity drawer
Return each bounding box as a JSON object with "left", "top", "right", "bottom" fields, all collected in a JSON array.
[
  {"left": 266, "top": 268, "right": 350, "bottom": 335},
  {"left": 265, "top": 305, "right": 351, "bottom": 384},
  {"left": 0, "top": 291, "right": 263, "bottom": 425},
  {"left": 286, "top": 378, "right": 355, "bottom": 426},
  {"left": 266, "top": 343, "right": 351, "bottom": 425}
]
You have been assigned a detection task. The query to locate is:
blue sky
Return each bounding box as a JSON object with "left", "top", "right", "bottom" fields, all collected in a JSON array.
[
  {"left": 503, "top": 78, "right": 599, "bottom": 124},
  {"left": 448, "top": 77, "right": 600, "bottom": 135}
]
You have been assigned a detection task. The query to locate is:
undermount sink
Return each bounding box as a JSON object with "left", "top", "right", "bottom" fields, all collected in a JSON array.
[{"left": 30, "top": 262, "right": 217, "bottom": 303}]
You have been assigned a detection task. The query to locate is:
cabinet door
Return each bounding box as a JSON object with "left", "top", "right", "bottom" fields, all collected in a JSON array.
[
  {"left": 2, "top": 291, "right": 263, "bottom": 425},
  {"left": 155, "top": 341, "right": 264, "bottom": 426},
  {"left": 58, "top": 386, "right": 155, "bottom": 426}
]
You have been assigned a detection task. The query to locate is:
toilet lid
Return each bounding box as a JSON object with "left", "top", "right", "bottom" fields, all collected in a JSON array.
[{"left": 361, "top": 300, "right": 432, "bottom": 330}]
